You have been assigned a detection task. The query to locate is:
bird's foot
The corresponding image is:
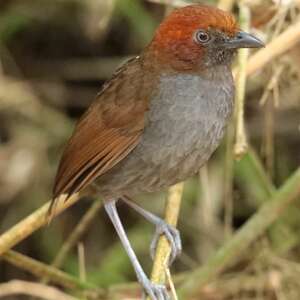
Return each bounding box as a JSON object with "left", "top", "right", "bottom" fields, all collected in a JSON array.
[
  {"left": 150, "top": 221, "right": 182, "bottom": 265},
  {"left": 140, "top": 276, "right": 169, "bottom": 300}
]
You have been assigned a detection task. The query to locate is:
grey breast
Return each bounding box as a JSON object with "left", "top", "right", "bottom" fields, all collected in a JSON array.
[{"left": 97, "top": 65, "right": 234, "bottom": 198}]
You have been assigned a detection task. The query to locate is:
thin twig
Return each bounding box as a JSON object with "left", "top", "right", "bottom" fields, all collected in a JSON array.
[
  {"left": 199, "top": 166, "right": 212, "bottom": 228},
  {"left": 0, "top": 280, "right": 77, "bottom": 300},
  {"left": 0, "top": 193, "right": 83, "bottom": 256},
  {"left": 223, "top": 0, "right": 244, "bottom": 239},
  {"left": 224, "top": 125, "right": 234, "bottom": 238},
  {"left": 259, "top": 64, "right": 284, "bottom": 107},
  {"left": 263, "top": 95, "right": 275, "bottom": 179},
  {"left": 149, "top": 183, "right": 184, "bottom": 297},
  {"left": 258, "top": 64, "right": 284, "bottom": 179},
  {"left": 243, "top": 20, "right": 300, "bottom": 77},
  {"left": 233, "top": 3, "right": 251, "bottom": 159},
  {"left": 2, "top": 250, "right": 97, "bottom": 291},
  {"left": 50, "top": 200, "right": 102, "bottom": 269},
  {"left": 234, "top": 150, "right": 299, "bottom": 253},
  {"left": 78, "top": 243, "right": 87, "bottom": 283},
  {"left": 179, "top": 167, "right": 300, "bottom": 298}
]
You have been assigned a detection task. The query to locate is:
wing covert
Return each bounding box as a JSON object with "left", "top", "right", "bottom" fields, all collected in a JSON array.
[{"left": 53, "top": 56, "right": 153, "bottom": 199}]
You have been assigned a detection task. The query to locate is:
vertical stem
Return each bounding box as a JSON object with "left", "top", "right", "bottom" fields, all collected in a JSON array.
[
  {"left": 199, "top": 166, "right": 212, "bottom": 228},
  {"left": 50, "top": 200, "right": 102, "bottom": 270},
  {"left": 224, "top": 2, "right": 251, "bottom": 238},
  {"left": 179, "top": 168, "right": 300, "bottom": 298},
  {"left": 150, "top": 183, "right": 184, "bottom": 285},
  {"left": 224, "top": 126, "right": 234, "bottom": 238},
  {"left": 78, "top": 243, "right": 87, "bottom": 282},
  {"left": 219, "top": 0, "right": 236, "bottom": 239},
  {"left": 234, "top": 3, "right": 251, "bottom": 158},
  {"left": 264, "top": 97, "right": 275, "bottom": 178}
]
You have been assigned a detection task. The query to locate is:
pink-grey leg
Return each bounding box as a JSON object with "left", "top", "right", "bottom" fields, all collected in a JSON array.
[
  {"left": 121, "top": 196, "right": 182, "bottom": 265},
  {"left": 104, "top": 199, "right": 170, "bottom": 300}
]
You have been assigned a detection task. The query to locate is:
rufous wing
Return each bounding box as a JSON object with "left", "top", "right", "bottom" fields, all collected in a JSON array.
[{"left": 52, "top": 57, "right": 152, "bottom": 201}]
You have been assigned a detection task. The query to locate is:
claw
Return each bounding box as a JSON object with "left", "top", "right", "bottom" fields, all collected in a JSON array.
[
  {"left": 150, "top": 221, "right": 182, "bottom": 266},
  {"left": 140, "top": 277, "right": 170, "bottom": 300}
]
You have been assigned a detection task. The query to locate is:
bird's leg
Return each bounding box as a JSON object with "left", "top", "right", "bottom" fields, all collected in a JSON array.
[
  {"left": 121, "top": 196, "right": 182, "bottom": 265},
  {"left": 104, "top": 199, "right": 169, "bottom": 300}
]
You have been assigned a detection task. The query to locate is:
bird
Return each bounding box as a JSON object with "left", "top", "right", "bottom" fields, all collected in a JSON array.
[{"left": 51, "top": 4, "right": 264, "bottom": 300}]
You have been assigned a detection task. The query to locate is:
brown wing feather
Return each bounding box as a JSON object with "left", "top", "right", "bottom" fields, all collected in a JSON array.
[{"left": 52, "top": 56, "right": 153, "bottom": 201}]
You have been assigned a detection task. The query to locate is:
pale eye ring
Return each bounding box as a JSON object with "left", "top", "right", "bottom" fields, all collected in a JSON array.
[{"left": 195, "top": 30, "right": 211, "bottom": 44}]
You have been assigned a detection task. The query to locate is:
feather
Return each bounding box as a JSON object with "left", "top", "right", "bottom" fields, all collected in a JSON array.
[{"left": 51, "top": 56, "right": 154, "bottom": 209}]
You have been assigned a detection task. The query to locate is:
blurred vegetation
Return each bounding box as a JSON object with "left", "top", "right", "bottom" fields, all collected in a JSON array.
[{"left": 0, "top": 0, "right": 300, "bottom": 299}]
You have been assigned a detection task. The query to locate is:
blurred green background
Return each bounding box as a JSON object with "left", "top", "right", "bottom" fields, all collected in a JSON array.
[{"left": 0, "top": 0, "right": 300, "bottom": 299}]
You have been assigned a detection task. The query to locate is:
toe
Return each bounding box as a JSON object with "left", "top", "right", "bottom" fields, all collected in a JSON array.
[
  {"left": 142, "top": 281, "right": 169, "bottom": 300},
  {"left": 150, "top": 223, "right": 182, "bottom": 265},
  {"left": 153, "top": 284, "right": 170, "bottom": 300}
]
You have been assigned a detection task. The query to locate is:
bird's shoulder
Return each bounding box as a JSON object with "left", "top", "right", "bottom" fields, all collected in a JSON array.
[{"left": 92, "top": 55, "right": 155, "bottom": 131}]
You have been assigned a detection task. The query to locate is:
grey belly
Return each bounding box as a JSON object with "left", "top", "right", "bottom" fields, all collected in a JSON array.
[{"left": 95, "top": 71, "right": 234, "bottom": 199}]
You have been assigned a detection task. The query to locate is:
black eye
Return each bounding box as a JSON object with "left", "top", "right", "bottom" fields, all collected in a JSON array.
[{"left": 195, "top": 30, "right": 211, "bottom": 44}]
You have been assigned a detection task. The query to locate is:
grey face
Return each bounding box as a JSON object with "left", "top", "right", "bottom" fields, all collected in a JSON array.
[
  {"left": 202, "top": 31, "right": 236, "bottom": 67},
  {"left": 194, "top": 28, "right": 264, "bottom": 67}
]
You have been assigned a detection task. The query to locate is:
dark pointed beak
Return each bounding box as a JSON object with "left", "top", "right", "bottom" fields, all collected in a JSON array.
[{"left": 224, "top": 31, "right": 265, "bottom": 49}]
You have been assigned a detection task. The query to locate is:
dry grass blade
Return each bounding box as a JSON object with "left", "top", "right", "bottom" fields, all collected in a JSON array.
[
  {"left": 179, "top": 167, "right": 300, "bottom": 298},
  {"left": 50, "top": 200, "right": 102, "bottom": 269},
  {"left": 2, "top": 250, "right": 97, "bottom": 291},
  {"left": 0, "top": 280, "right": 77, "bottom": 300},
  {"left": 78, "top": 243, "right": 87, "bottom": 282},
  {"left": 0, "top": 193, "right": 83, "bottom": 256},
  {"left": 245, "top": 20, "right": 300, "bottom": 76}
]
